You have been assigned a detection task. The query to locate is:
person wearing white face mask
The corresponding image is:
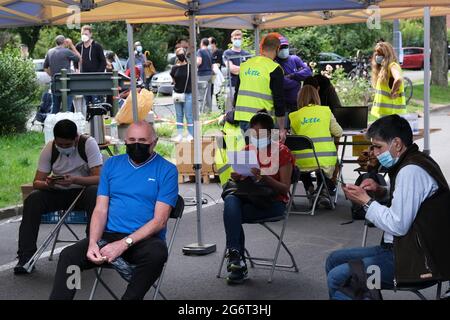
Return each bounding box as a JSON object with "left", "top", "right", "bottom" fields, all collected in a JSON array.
[
  {"left": 223, "top": 30, "right": 251, "bottom": 111},
  {"left": 222, "top": 110, "right": 295, "bottom": 284},
  {"left": 126, "top": 41, "right": 147, "bottom": 83},
  {"left": 274, "top": 35, "right": 312, "bottom": 129},
  {"left": 14, "top": 119, "right": 103, "bottom": 275},
  {"left": 75, "top": 25, "right": 107, "bottom": 108},
  {"left": 326, "top": 114, "right": 450, "bottom": 300}
]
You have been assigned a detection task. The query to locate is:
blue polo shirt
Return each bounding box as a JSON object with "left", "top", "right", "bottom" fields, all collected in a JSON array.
[{"left": 97, "top": 153, "right": 178, "bottom": 240}]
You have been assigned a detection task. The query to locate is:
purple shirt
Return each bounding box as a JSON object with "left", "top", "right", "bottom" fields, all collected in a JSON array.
[{"left": 275, "top": 55, "right": 312, "bottom": 109}]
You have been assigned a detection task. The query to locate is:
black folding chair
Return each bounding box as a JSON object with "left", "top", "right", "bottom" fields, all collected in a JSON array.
[
  {"left": 285, "top": 135, "right": 336, "bottom": 215},
  {"left": 216, "top": 172, "right": 300, "bottom": 283},
  {"left": 88, "top": 195, "right": 184, "bottom": 300}
]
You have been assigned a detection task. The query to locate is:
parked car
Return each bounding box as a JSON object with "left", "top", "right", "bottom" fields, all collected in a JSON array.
[
  {"left": 150, "top": 53, "right": 176, "bottom": 95},
  {"left": 318, "top": 52, "right": 356, "bottom": 74},
  {"left": 402, "top": 47, "right": 424, "bottom": 69},
  {"left": 33, "top": 59, "right": 51, "bottom": 85}
]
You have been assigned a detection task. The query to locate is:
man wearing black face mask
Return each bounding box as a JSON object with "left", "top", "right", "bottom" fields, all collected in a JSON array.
[
  {"left": 15, "top": 119, "right": 102, "bottom": 274},
  {"left": 50, "top": 121, "right": 179, "bottom": 300}
]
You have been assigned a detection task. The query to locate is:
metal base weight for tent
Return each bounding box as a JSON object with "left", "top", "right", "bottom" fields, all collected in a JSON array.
[{"left": 182, "top": 243, "right": 216, "bottom": 255}]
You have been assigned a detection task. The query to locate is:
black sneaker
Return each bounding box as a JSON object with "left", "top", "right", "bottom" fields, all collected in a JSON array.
[
  {"left": 13, "top": 257, "right": 34, "bottom": 275},
  {"left": 226, "top": 265, "right": 248, "bottom": 285},
  {"left": 318, "top": 196, "right": 333, "bottom": 209},
  {"left": 226, "top": 249, "right": 243, "bottom": 272}
]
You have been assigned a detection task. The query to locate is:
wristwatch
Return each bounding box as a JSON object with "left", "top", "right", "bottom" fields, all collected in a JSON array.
[
  {"left": 363, "top": 199, "right": 375, "bottom": 212},
  {"left": 124, "top": 237, "right": 134, "bottom": 248}
]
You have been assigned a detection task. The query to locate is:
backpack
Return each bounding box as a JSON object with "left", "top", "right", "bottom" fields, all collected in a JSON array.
[
  {"left": 339, "top": 259, "right": 383, "bottom": 300},
  {"left": 34, "top": 91, "right": 53, "bottom": 123},
  {"left": 51, "top": 134, "right": 89, "bottom": 168},
  {"left": 351, "top": 172, "right": 388, "bottom": 220}
]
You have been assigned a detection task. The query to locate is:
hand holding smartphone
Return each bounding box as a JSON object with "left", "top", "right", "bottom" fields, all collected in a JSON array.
[{"left": 49, "top": 175, "right": 65, "bottom": 181}]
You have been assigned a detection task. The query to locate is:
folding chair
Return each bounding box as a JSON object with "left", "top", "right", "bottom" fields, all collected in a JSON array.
[
  {"left": 361, "top": 220, "right": 443, "bottom": 300},
  {"left": 216, "top": 172, "right": 300, "bottom": 283},
  {"left": 22, "top": 188, "right": 86, "bottom": 273},
  {"left": 88, "top": 195, "right": 184, "bottom": 300},
  {"left": 284, "top": 135, "right": 336, "bottom": 215}
]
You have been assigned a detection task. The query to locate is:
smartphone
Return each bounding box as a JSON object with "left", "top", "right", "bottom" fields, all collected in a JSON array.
[{"left": 49, "top": 175, "right": 65, "bottom": 180}]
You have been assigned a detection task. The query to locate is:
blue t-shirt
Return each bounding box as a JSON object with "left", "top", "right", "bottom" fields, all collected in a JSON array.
[
  {"left": 197, "top": 49, "right": 213, "bottom": 76},
  {"left": 97, "top": 153, "right": 179, "bottom": 240}
]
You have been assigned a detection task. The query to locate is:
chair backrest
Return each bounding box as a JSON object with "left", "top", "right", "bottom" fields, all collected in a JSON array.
[
  {"left": 170, "top": 195, "right": 184, "bottom": 219},
  {"left": 285, "top": 135, "right": 315, "bottom": 152}
]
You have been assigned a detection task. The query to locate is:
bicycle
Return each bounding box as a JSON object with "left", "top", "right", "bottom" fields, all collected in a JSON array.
[{"left": 402, "top": 76, "right": 413, "bottom": 105}]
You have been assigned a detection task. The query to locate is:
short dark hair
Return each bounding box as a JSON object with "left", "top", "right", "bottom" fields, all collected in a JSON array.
[
  {"left": 313, "top": 74, "right": 332, "bottom": 91},
  {"left": 303, "top": 76, "right": 319, "bottom": 89},
  {"left": 209, "top": 37, "right": 217, "bottom": 45},
  {"left": 53, "top": 119, "right": 78, "bottom": 140},
  {"left": 250, "top": 109, "right": 274, "bottom": 130},
  {"left": 366, "top": 114, "right": 413, "bottom": 146},
  {"left": 201, "top": 38, "right": 209, "bottom": 47},
  {"left": 55, "top": 35, "right": 65, "bottom": 46}
]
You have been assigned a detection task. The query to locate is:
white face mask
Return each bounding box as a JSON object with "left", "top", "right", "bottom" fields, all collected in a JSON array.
[
  {"left": 81, "top": 34, "right": 90, "bottom": 43},
  {"left": 232, "top": 39, "right": 242, "bottom": 48},
  {"left": 375, "top": 55, "right": 384, "bottom": 65},
  {"left": 56, "top": 145, "right": 75, "bottom": 156},
  {"left": 250, "top": 136, "right": 270, "bottom": 149},
  {"left": 277, "top": 48, "right": 289, "bottom": 59},
  {"left": 136, "top": 46, "right": 143, "bottom": 53}
]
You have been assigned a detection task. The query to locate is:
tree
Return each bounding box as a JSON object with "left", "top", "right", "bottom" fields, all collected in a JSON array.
[
  {"left": 430, "top": 16, "right": 448, "bottom": 87},
  {"left": 13, "top": 26, "right": 42, "bottom": 57}
]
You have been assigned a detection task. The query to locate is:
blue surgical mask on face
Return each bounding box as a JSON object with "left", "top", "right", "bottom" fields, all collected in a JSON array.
[
  {"left": 56, "top": 145, "right": 75, "bottom": 156},
  {"left": 277, "top": 48, "right": 289, "bottom": 59},
  {"left": 376, "top": 142, "right": 398, "bottom": 168},
  {"left": 250, "top": 136, "right": 270, "bottom": 149},
  {"left": 232, "top": 39, "right": 242, "bottom": 48},
  {"left": 375, "top": 55, "right": 384, "bottom": 65}
]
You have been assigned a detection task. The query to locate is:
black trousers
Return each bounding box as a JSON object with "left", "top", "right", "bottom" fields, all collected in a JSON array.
[
  {"left": 17, "top": 186, "right": 98, "bottom": 260},
  {"left": 300, "top": 170, "right": 336, "bottom": 194},
  {"left": 49, "top": 233, "right": 168, "bottom": 300}
]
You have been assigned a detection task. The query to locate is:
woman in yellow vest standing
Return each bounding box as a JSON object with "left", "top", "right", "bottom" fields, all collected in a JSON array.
[
  {"left": 289, "top": 85, "right": 343, "bottom": 208},
  {"left": 371, "top": 41, "right": 406, "bottom": 118}
]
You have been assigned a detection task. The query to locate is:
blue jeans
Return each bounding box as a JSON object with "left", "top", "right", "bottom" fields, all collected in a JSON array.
[
  {"left": 174, "top": 93, "right": 193, "bottom": 136},
  {"left": 325, "top": 245, "right": 394, "bottom": 300},
  {"left": 223, "top": 194, "right": 286, "bottom": 256},
  {"left": 52, "top": 94, "right": 73, "bottom": 113}
]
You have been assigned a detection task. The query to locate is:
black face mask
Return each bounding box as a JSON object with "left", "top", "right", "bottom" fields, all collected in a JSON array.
[
  {"left": 177, "top": 54, "right": 186, "bottom": 62},
  {"left": 126, "top": 143, "right": 152, "bottom": 164}
]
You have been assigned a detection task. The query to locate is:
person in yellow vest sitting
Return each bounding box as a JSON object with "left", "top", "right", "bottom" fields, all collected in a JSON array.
[
  {"left": 289, "top": 85, "right": 343, "bottom": 208},
  {"left": 371, "top": 41, "right": 406, "bottom": 118},
  {"left": 222, "top": 110, "right": 294, "bottom": 284},
  {"left": 233, "top": 33, "right": 287, "bottom": 142}
]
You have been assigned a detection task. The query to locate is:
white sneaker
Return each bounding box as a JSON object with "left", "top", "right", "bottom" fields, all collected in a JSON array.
[
  {"left": 171, "top": 134, "right": 183, "bottom": 142},
  {"left": 185, "top": 134, "right": 194, "bottom": 142}
]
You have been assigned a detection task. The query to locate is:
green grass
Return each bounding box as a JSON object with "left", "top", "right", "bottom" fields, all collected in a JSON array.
[
  {"left": 0, "top": 132, "right": 45, "bottom": 208},
  {"left": 412, "top": 82, "right": 450, "bottom": 105}
]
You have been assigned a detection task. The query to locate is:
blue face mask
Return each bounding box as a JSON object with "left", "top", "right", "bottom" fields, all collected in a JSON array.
[
  {"left": 232, "top": 39, "right": 242, "bottom": 48},
  {"left": 375, "top": 55, "right": 384, "bottom": 65},
  {"left": 376, "top": 142, "right": 398, "bottom": 168},
  {"left": 250, "top": 136, "right": 270, "bottom": 149},
  {"left": 277, "top": 48, "right": 289, "bottom": 59}
]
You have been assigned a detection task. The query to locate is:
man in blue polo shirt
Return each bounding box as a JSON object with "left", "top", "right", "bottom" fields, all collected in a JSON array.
[{"left": 49, "top": 121, "right": 178, "bottom": 300}]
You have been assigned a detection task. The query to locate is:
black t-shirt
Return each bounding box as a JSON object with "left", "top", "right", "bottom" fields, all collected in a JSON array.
[
  {"left": 170, "top": 64, "right": 192, "bottom": 94},
  {"left": 211, "top": 48, "right": 224, "bottom": 67},
  {"left": 197, "top": 49, "right": 213, "bottom": 76}
]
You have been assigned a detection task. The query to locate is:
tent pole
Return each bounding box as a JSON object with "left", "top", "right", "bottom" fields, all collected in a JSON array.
[
  {"left": 254, "top": 24, "right": 260, "bottom": 55},
  {"left": 182, "top": 0, "right": 216, "bottom": 256},
  {"left": 126, "top": 23, "right": 139, "bottom": 123},
  {"left": 423, "top": 7, "right": 431, "bottom": 155}
]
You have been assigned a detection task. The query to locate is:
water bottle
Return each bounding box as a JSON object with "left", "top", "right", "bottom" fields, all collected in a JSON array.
[
  {"left": 97, "top": 239, "right": 135, "bottom": 282},
  {"left": 110, "top": 120, "right": 119, "bottom": 143}
]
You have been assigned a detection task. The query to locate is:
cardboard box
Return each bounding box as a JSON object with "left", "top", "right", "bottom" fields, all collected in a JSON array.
[{"left": 175, "top": 136, "right": 216, "bottom": 174}]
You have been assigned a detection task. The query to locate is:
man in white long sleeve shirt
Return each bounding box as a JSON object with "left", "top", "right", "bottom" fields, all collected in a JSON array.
[{"left": 325, "top": 115, "right": 444, "bottom": 300}]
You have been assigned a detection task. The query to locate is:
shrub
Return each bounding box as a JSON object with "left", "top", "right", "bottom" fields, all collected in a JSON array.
[{"left": 0, "top": 47, "right": 39, "bottom": 135}]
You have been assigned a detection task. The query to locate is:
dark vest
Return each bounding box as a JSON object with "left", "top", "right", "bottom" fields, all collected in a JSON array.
[{"left": 388, "top": 144, "right": 450, "bottom": 285}]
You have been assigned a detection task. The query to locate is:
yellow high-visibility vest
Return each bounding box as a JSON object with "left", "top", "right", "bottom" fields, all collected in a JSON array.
[
  {"left": 371, "top": 62, "right": 406, "bottom": 118},
  {"left": 289, "top": 105, "right": 337, "bottom": 169},
  {"left": 234, "top": 56, "right": 279, "bottom": 122},
  {"left": 214, "top": 122, "right": 246, "bottom": 187}
]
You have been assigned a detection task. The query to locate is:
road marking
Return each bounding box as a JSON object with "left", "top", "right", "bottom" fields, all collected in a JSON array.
[{"left": 0, "top": 245, "right": 70, "bottom": 273}]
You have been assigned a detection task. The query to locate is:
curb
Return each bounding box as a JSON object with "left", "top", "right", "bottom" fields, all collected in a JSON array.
[{"left": 0, "top": 205, "right": 22, "bottom": 221}]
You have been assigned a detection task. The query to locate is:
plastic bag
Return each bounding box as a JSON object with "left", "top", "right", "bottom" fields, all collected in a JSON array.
[{"left": 115, "top": 88, "right": 154, "bottom": 124}]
